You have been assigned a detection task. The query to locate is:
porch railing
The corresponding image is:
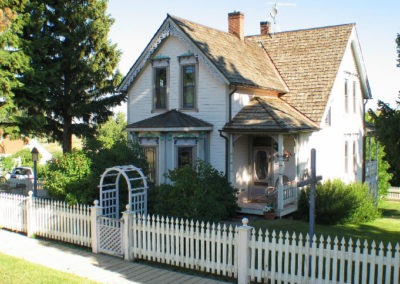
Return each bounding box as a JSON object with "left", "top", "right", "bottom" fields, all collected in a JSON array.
[{"left": 282, "top": 182, "right": 299, "bottom": 207}]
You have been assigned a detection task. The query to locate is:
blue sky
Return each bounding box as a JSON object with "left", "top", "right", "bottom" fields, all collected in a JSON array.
[{"left": 107, "top": 0, "right": 400, "bottom": 109}]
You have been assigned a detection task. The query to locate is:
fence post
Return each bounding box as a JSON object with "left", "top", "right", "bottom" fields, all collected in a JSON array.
[
  {"left": 26, "top": 191, "right": 35, "bottom": 237},
  {"left": 122, "top": 204, "right": 133, "bottom": 261},
  {"left": 237, "top": 217, "right": 252, "bottom": 284},
  {"left": 91, "top": 200, "right": 102, "bottom": 253}
]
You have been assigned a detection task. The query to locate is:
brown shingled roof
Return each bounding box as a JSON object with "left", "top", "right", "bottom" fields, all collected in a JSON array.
[
  {"left": 170, "top": 16, "right": 288, "bottom": 93},
  {"left": 247, "top": 24, "right": 354, "bottom": 123},
  {"left": 223, "top": 97, "right": 318, "bottom": 133}
]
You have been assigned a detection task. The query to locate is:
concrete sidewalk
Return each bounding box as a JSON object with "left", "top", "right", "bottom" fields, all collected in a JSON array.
[{"left": 0, "top": 229, "right": 233, "bottom": 284}]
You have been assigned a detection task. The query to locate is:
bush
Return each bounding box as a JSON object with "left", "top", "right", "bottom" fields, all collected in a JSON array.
[
  {"left": 297, "top": 180, "right": 380, "bottom": 225},
  {"left": 43, "top": 150, "right": 92, "bottom": 204},
  {"left": 149, "top": 161, "right": 238, "bottom": 222}
]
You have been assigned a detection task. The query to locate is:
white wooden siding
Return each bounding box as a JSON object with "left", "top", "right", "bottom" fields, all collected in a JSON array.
[
  {"left": 127, "top": 36, "right": 228, "bottom": 173},
  {"left": 299, "top": 30, "right": 365, "bottom": 184}
]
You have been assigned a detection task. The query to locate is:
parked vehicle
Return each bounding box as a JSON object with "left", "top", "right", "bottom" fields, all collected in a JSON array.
[{"left": 8, "top": 167, "right": 34, "bottom": 188}]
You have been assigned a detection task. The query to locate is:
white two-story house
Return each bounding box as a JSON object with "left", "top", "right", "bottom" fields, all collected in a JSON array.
[{"left": 117, "top": 12, "right": 375, "bottom": 217}]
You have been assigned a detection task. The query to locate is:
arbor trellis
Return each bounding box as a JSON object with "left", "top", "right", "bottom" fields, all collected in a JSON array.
[{"left": 99, "top": 165, "right": 148, "bottom": 218}]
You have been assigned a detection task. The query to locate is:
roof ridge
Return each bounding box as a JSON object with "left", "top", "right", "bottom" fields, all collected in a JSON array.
[{"left": 246, "top": 23, "right": 355, "bottom": 39}]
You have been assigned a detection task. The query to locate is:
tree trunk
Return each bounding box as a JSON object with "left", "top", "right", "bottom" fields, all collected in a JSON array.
[{"left": 62, "top": 116, "right": 72, "bottom": 153}]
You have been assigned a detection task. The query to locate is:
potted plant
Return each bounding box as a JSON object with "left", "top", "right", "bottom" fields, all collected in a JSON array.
[{"left": 263, "top": 204, "right": 276, "bottom": 220}]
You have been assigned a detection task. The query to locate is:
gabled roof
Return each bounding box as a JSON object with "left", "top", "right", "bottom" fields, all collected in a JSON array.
[
  {"left": 247, "top": 24, "right": 355, "bottom": 123},
  {"left": 126, "top": 110, "right": 213, "bottom": 132},
  {"left": 119, "top": 14, "right": 370, "bottom": 126},
  {"left": 169, "top": 16, "right": 288, "bottom": 93},
  {"left": 118, "top": 15, "right": 288, "bottom": 94},
  {"left": 223, "top": 97, "right": 318, "bottom": 133}
]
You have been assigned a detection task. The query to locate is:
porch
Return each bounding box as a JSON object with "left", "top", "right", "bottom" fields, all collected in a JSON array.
[{"left": 237, "top": 181, "right": 300, "bottom": 217}]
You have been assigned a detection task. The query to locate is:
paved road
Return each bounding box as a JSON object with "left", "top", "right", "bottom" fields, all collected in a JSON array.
[{"left": 0, "top": 229, "right": 233, "bottom": 284}]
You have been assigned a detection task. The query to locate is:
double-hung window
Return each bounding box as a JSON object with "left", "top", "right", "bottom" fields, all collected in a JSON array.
[
  {"left": 152, "top": 57, "right": 169, "bottom": 111},
  {"left": 182, "top": 65, "right": 196, "bottom": 109},
  {"left": 179, "top": 54, "right": 197, "bottom": 110},
  {"left": 175, "top": 137, "right": 197, "bottom": 168}
]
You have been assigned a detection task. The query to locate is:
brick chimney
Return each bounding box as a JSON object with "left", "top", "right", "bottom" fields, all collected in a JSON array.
[
  {"left": 260, "top": 21, "right": 271, "bottom": 36},
  {"left": 228, "top": 11, "right": 244, "bottom": 40}
]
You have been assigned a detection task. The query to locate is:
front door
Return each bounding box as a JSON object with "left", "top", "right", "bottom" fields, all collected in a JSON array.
[{"left": 252, "top": 147, "right": 272, "bottom": 199}]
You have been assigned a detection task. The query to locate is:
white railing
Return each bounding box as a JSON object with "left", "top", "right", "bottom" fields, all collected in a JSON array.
[
  {"left": 248, "top": 229, "right": 399, "bottom": 284},
  {"left": 0, "top": 192, "right": 92, "bottom": 247},
  {"left": 126, "top": 214, "right": 237, "bottom": 278},
  {"left": 282, "top": 182, "right": 299, "bottom": 207},
  {"left": 387, "top": 187, "right": 400, "bottom": 201}
]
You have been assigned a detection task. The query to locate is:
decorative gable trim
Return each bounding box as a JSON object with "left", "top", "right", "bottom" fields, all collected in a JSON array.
[{"left": 118, "top": 16, "right": 228, "bottom": 93}]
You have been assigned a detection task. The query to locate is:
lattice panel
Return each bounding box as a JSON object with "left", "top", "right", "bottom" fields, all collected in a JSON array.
[{"left": 98, "top": 217, "right": 123, "bottom": 257}]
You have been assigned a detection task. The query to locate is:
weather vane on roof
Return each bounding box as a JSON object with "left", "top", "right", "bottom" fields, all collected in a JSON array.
[{"left": 268, "top": 2, "right": 296, "bottom": 24}]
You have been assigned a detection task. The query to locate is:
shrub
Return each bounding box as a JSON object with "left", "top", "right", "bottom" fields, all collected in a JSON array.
[
  {"left": 43, "top": 150, "right": 92, "bottom": 204},
  {"left": 297, "top": 179, "right": 380, "bottom": 225},
  {"left": 149, "top": 161, "right": 238, "bottom": 222}
]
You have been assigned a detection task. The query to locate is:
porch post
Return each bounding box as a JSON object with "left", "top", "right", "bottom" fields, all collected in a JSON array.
[{"left": 277, "top": 134, "right": 284, "bottom": 215}]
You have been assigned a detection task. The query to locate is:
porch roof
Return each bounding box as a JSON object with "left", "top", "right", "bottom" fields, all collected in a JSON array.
[
  {"left": 223, "top": 97, "right": 318, "bottom": 133},
  {"left": 126, "top": 109, "right": 213, "bottom": 132}
]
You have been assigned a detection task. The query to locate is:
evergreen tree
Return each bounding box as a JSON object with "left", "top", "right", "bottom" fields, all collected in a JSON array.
[
  {"left": 14, "top": 0, "right": 123, "bottom": 153},
  {"left": 0, "top": 1, "right": 30, "bottom": 136}
]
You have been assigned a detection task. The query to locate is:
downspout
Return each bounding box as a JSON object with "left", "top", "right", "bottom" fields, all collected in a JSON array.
[
  {"left": 219, "top": 130, "right": 229, "bottom": 180},
  {"left": 219, "top": 86, "right": 237, "bottom": 180}
]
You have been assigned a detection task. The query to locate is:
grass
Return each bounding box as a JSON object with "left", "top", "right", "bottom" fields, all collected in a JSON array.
[
  {"left": 249, "top": 199, "right": 400, "bottom": 246},
  {"left": 0, "top": 252, "right": 98, "bottom": 284}
]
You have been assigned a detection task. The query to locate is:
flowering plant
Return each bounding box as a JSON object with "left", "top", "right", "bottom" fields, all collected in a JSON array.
[{"left": 263, "top": 205, "right": 274, "bottom": 213}]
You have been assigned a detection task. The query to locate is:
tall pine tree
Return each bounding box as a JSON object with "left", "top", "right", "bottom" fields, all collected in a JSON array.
[
  {"left": 0, "top": 1, "right": 30, "bottom": 136},
  {"left": 14, "top": 0, "right": 123, "bottom": 153}
]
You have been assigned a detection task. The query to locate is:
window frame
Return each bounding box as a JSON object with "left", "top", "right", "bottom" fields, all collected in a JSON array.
[
  {"left": 344, "top": 79, "right": 349, "bottom": 113},
  {"left": 178, "top": 54, "right": 198, "bottom": 111},
  {"left": 151, "top": 57, "right": 169, "bottom": 111}
]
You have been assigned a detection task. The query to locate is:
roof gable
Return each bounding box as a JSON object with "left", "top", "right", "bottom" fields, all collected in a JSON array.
[
  {"left": 118, "top": 15, "right": 288, "bottom": 93},
  {"left": 247, "top": 24, "right": 356, "bottom": 123}
]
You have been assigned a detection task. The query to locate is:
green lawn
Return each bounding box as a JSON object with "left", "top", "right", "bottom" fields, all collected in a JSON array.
[
  {"left": 0, "top": 252, "right": 98, "bottom": 284},
  {"left": 249, "top": 200, "right": 400, "bottom": 246}
]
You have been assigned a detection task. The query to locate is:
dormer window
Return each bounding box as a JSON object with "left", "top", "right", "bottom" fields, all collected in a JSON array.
[
  {"left": 152, "top": 57, "right": 169, "bottom": 111},
  {"left": 179, "top": 53, "right": 198, "bottom": 110}
]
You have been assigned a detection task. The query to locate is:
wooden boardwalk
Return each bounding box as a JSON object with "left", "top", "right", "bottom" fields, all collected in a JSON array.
[{"left": 0, "top": 229, "right": 233, "bottom": 284}]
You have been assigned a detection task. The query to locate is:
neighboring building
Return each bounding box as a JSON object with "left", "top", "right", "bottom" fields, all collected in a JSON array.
[{"left": 118, "top": 12, "right": 376, "bottom": 216}]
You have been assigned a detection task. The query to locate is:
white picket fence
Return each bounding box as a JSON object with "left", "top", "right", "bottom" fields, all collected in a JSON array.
[
  {"left": 248, "top": 229, "right": 399, "bottom": 283},
  {"left": 127, "top": 214, "right": 237, "bottom": 277},
  {"left": 387, "top": 187, "right": 400, "bottom": 201},
  {"left": 0, "top": 192, "right": 91, "bottom": 247},
  {"left": 0, "top": 192, "right": 399, "bottom": 283}
]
